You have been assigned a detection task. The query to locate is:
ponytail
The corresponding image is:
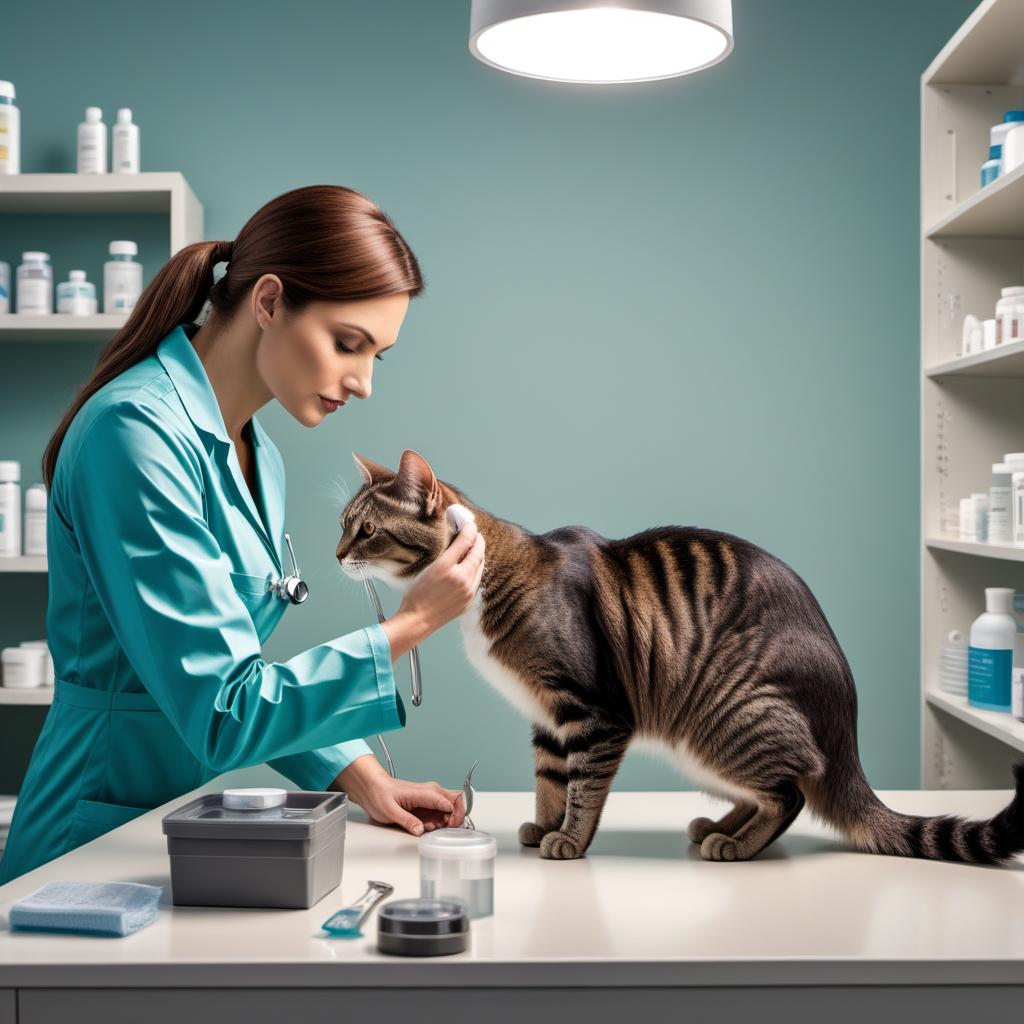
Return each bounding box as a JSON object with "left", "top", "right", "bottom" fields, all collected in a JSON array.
[{"left": 41, "top": 183, "right": 423, "bottom": 489}]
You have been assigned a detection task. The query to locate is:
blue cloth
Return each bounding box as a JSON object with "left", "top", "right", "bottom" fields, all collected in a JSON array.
[
  {"left": 9, "top": 881, "right": 162, "bottom": 936},
  {"left": 0, "top": 323, "right": 406, "bottom": 886}
]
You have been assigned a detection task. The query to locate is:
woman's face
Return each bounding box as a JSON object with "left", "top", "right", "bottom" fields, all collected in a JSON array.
[{"left": 253, "top": 276, "right": 410, "bottom": 427}]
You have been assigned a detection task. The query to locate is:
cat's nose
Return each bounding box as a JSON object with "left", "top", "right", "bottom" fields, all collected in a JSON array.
[{"left": 336, "top": 541, "right": 350, "bottom": 562}]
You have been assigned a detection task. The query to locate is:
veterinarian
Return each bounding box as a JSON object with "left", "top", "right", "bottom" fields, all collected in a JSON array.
[{"left": 0, "top": 185, "right": 486, "bottom": 884}]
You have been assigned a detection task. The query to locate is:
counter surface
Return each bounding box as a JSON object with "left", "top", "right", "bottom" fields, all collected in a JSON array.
[{"left": 1, "top": 775, "right": 1023, "bottom": 988}]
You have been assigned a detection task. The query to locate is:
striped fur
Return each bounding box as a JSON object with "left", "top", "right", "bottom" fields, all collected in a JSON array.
[{"left": 337, "top": 450, "right": 1024, "bottom": 864}]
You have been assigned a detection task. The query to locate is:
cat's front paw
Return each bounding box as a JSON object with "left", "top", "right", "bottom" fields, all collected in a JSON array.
[
  {"left": 518, "top": 821, "right": 546, "bottom": 847},
  {"left": 539, "top": 830, "right": 584, "bottom": 860},
  {"left": 686, "top": 816, "right": 718, "bottom": 844},
  {"left": 700, "top": 832, "right": 739, "bottom": 862}
]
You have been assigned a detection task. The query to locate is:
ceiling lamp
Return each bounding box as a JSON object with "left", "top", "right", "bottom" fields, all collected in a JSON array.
[{"left": 469, "top": 0, "right": 734, "bottom": 85}]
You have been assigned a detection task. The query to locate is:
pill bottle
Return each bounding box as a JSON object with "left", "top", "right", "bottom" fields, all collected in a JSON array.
[
  {"left": 112, "top": 108, "right": 139, "bottom": 173},
  {"left": 56, "top": 270, "right": 97, "bottom": 315},
  {"left": 1, "top": 647, "right": 44, "bottom": 689},
  {"left": 23, "top": 483, "right": 46, "bottom": 556},
  {"left": 77, "top": 106, "right": 106, "bottom": 174},
  {"left": 989, "top": 463, "right": 1014, "bottom": 544},
  {"left": 16, "top": 252, "right": 52, "bottom": 314},
  {"left": 419, "top": 828, "right": 496, "bottom": 919},
  {"left": 104, "top": 240, "right": 143, "bottom": 314},
  {"left": 0, "top": 80, "right": 20, "bottom": 174},
  {"left": 19, "top": 641, "right": 53, "bottom": 686},
  {"left": 0, "top": 260, "right": 9, "bottom": 313},
  {"left": 995, "top": 286, "right": 1024, "bottom": 345},
  {"left": 0, "top": 462, "right": 21, "bottom": 557}
]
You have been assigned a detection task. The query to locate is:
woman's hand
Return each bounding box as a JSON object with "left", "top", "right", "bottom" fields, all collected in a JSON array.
[{"left": 331, "top": 753, "right": 466, "bottom": 836}]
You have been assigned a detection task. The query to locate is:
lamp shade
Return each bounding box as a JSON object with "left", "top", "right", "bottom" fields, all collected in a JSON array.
[{"left": 469, "top": 0, "right": 734, "bottom": 84}]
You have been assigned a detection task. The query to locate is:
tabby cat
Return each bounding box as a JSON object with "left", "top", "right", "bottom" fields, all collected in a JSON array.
[{"left": 337, "top": 449, "right": 1024, "bottom": 865}]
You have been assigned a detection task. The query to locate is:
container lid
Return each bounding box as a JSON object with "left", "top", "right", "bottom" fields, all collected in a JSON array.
[
  {"left": 109, "top": 240, "right": 138, "bottom": 256},
  {"left": 1004, "top": 110, "right": 1024, "bottom": 122},
  {"left": 999, "top": 286, "right": 1024, "bottom": 297},
  {"left": 1005, "top": 453, "right": 1024, "bottom": 462},
  {"left": 84, "top": 106, "right": 102, "bottom": 121},
  {"left": 0, "top": 82, "right": 14, "bottom": 100},
  {"left": 223, "top": 787, "right": 287, "bottom": 810},
  {"left": 162, "top": 790, "right": 346, "bottom": 840},
  {"left": 985, "top": 587, "right": 1015, "bottom": 613},
  {"left": 993, "top": 462, "right": 1012, "bottom": 473},
  {"left": 2, "top": 647, "right": 41, "bottom": 663},
  {"left": 24, "top": 483, "right": 46, "bottom": 509},
  {"left": 418, "top": 827, "right": 497, "bottom": 861},
  {"left": 0, "top": 795, "right": 15, "bottom": 828},
  {"left": 0, "top": 461, "right": 20, "bottom": 481},
  {"left": 117, "top": 108, "right": 132, "bottom": 123},
  {"left": 377, "top": 897, "right": 470, "bottom": 937},
  {"left": 20, "top": 252, "right": 49, "bottom": 263}
]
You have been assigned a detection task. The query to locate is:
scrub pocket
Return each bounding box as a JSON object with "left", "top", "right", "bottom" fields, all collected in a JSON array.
[
  {"left": 67, "top": 797, "right": 149, "bottom": 850},
  {"left": 229, "top": 570, "right": 281, "bottom": 638}
]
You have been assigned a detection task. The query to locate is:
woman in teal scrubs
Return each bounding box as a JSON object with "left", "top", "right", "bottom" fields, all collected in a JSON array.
[{"left": 0, "top": 184, "right": 485, "bottom": 884}]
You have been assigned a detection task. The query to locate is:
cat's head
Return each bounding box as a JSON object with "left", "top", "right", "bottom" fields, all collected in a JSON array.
[{"left": 336, "top": 448, "right": 461, "bottom": 594}]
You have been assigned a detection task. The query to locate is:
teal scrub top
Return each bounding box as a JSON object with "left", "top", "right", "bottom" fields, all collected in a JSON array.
[{"left": 0, "top": 322, "right": 405, "bottom": 885}]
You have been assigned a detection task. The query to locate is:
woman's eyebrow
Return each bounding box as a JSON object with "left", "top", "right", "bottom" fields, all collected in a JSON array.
[{"left": 334, "top": 322, "right": 378, "bottom": 346}]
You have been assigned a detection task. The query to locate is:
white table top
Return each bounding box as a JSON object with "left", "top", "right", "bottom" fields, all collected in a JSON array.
[{"left": 1, "top": 776, "right": 1023, "bottom": 988}]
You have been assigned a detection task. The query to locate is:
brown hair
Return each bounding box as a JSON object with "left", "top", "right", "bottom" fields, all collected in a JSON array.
[{"left": 42, "top": 184, "right": 424, "bottom": 488}]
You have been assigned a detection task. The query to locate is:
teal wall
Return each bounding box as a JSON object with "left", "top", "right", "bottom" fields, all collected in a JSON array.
[{"left": 0, "top": 0, "right": 976, "bottom": 795}]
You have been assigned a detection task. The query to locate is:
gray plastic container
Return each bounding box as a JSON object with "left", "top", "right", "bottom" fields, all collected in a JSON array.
[{"left": 162, "top": 791, "right": 347, "bottom": 909}]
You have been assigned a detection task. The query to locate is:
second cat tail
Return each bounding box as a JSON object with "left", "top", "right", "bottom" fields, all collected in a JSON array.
[{"left": 804, "top": 721, "right": 1024, "bottom": 865}]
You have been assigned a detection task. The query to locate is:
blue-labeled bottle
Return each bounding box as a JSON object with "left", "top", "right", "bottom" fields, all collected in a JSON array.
[{"left": 968, "top": 587, "right": 1016, "bottom": 712}]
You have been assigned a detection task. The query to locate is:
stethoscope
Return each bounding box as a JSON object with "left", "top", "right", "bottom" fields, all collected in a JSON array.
[{"left": 268, "top": 533, "right": 309, "bottom": 604}]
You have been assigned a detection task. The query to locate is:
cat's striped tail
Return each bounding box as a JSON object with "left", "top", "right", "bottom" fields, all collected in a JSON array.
[{"left": 816, "top": 760, "right": 1024, "bottom": 865}]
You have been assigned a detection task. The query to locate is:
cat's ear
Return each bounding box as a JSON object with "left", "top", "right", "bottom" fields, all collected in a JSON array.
[
  {"left": 396, "top": 448, "right": 443, "bottom": 517},
  {"left": 351, "top": 452, "right": 392, "bottom": 487}
]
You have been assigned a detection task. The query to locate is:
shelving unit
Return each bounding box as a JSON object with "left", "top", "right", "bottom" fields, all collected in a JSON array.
[
  {"left": 921, "top": 0, "right": 1024, "bottom": 789},
  {"left": 0, "top": 173, "right": 204, "bottom": 715}
]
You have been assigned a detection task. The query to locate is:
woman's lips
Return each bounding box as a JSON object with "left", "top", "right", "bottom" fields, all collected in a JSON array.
[{"left": 319, "top": 395, "right": 345, "bottom": 412}]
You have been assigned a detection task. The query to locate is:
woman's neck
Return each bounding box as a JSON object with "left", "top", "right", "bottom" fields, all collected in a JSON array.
[{"left": 190, "top": 314, "right": 274, "bottom": 443}]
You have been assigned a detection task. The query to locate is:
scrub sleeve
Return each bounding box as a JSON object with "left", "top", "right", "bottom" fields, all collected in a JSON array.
[{"left": 65, "top": 400, "right": 406, "bottom": 780}]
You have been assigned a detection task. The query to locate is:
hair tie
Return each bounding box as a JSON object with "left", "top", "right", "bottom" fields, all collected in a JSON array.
[{"left": 213, "top": 240, "right": 234, "bottom": 264}]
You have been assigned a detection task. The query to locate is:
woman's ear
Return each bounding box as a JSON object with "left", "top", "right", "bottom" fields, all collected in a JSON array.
[{"left": 252, "top": 274, "right": 284, "bottom": 330}]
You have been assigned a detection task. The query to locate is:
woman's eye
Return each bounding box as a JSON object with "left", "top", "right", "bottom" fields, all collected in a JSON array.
[{"left": 336, "top": 338, "right": 384, "bottom": 362}]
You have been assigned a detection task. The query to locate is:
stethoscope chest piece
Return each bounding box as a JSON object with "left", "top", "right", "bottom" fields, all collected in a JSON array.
[{"left": 270, "top": 532, "right": 309, "bottom": 604}]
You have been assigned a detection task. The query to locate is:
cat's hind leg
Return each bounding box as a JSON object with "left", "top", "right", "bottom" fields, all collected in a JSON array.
[
  {"left": 539, "top": 721, "right": 631, "bottom": 860},
  {"left": 687, "top": 801, "right": 759, "bottom": 844},
  {"left": 519, "top": 725, "right": 569, "bottom": 847},
  {"left": 700, "top": 780, "right": 805, "bottom": 862}
]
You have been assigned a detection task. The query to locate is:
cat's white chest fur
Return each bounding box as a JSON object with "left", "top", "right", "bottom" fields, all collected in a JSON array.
[{"left": 458, "top": 590, "right": 560, "bottom": 733}]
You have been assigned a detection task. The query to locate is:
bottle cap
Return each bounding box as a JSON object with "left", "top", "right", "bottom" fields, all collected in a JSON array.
[
  {"left": 108, "top": 240, "right": 138, "bottom": 256},
  {"left": 68, "top": 270, "right": 86, "bottom": 282},
  {"left": 116, "top": 108, "right": 132, "bottom": 123},
  {"left": 985, "top": 587, "right": 1015, "bottom": 613},
  {"left": 1004, "top": 110, "right": 1024, "bottom": 122},
  {"left": 85, "top": 106, "right": 102, "bottom": 121},
  {"left": 24, "top": 484, "right": 47, "bottom": 510},
  {"left": 0, "top": 81, "right": 14, "bottom": 100},
  {"left": 21, "top": 251, "right": 49, "bottom": 263},
  {"left": 993, "top": 462, "right": 1012, "bottom": 474},
  {"left": 0, "top": 461, "right": 21, "bottom": 482}
]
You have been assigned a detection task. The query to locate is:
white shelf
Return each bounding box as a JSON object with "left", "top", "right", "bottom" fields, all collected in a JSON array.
[
  {"left": 0, "top": 314, "right": 127, "bottom": 343},
  {"left": 924, "top": 338, "right": 1024, "bottom": 378},
  {"left": 923, "top": 0, "right": 1024, "bottom": 86},
  {"left": 925, "top": 160, "right": 1024, "bottom": 238},
  {"left": 925, "top": 688, "right": 1024, "bottom": 755},
  {"left": 0, "top": 687, "right": 52, "bottom": 706},
  {"left": 925, "top": 536, "right": 1024, "bottom": 561},
  {"left": 0, "top": 557, "right": 46, "bottom": 573},
  {"left": 0, "top": 171, "right": 204, "bottom": 255}
]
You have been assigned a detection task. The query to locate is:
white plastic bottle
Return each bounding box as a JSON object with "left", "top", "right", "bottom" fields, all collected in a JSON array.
[
  {"left": 103, "top": 240, "right": 142, "bottom": 314},
  {"left": 0, "top": 80, "right": 19, "bottom": 174},
  {"left": 56, "top": 270, "right": 97, "bottom": 315},
  {"left": 989, "top": 462, "right": 1013, "bottom": 544},
  {"left": 968, "top": 587, "right": 1016, "bottom": 712},
  {"left": 23, "top": 483, "right": 46, "bottom": 557},
  {"left": 0, "top": 462, "right": 21, "bottom": 558},
  {"left": 16, "top": 252, "right": 53, "bottom": 314},
  {"left": 77, "top": 106, "right": 106, "bottom": 174},
  {"left": 112, "top": 108, "right": 139, "bottom": 173},
  {"left": 0, "top": 260, "right": 9, "bottom": 313}
]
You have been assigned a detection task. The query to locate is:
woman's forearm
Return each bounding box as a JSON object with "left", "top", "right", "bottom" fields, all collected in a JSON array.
[{"left": 380, "top": 608, "right": 432, "bottom": 663}]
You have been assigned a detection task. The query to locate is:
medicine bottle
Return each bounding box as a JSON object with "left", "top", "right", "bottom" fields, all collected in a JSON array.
[
  {"left": 0, "top": 81, "right": 19, "bottom": 174},
  {"left": 77, "top": 106, "right": 106, "bottom": 174},
  {"left": 995, "top": 286, "right": 1024, "bottom": 345},
  {"left": 0, "top": 462, "right": 21, "bottom": 557},
  {"left": 112, "top": 108, "right": 139, "bottom": 173},
  {"left": 104, "top": 240, "right": 143, "bottom": 314},
  {"left": 56, "top": 270, "right": 97, "bottom": 315},
  {"left": 23, "top": 484, "right": 46, "bottom": 557},
  {"left": 16, "top": 252, "right": 53, "bottom": 314}
]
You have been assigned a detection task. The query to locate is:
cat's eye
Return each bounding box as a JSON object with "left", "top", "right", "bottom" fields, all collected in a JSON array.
[{"left": 362, "top": 521, "right": 375, "bottom": 536}]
